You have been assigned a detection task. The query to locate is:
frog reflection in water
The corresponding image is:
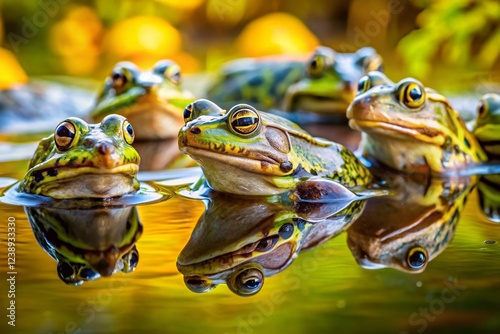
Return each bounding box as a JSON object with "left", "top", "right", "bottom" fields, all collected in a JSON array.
[
  {"left": 177, "top": 191, "right": 366, "bottom": 296},
  {"left": 26, "top": 205, "right": 142, "bottom": 285},
  {"left": 208, "top": 46, "right": 382, "bottom": 117},
  {"left": 347, "top": 71, "right": 486, "bottom": 174},
  {"left": 347, "top": 172, "right": 475, "bottom": 273},
  {"left": 90, "top": 60, "right": 195, "bottom": 140},
  {"left": 472, "top": 93, "right": 500, "bottom": 221},
  {"left": 179, "top": 99, "right": 372, "bottom": 196},
  {"left": 18, "top": 114, "right": 140, "bottom": 199}
]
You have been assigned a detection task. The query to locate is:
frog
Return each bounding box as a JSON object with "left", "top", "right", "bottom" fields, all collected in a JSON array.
[
  {"left": 347, "top": 71, "right": 487, "bottom": 174},
  {"left": 347, "top": 171, "right": 475, "bottom": 273},
  {"left": 90, "top": 59, "right": 195, "bottom": 140},
  {"left": 207, "top": 46, "right": 382, "bottom": 116},
  {"left": 26, "top": 205, "right": 142, "bottom": 285},
  {"left": 177, "top": 191, "right": 366, "bottom": 296},
  {"left": 18, "top": 114, "right": 141, "bottom": 199},
  {"left": 473, "top": 93, "right": 500, "bottom": 158},
  {"left": 178, "top": 99, "right": 372, "bottom": 196}
]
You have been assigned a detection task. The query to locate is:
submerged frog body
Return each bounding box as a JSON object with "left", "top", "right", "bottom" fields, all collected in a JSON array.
[
  {"left": 18, "top": 114, "right": 140, "bottom": 199},
  {"left": 177, "top": 192, "right": 366, "bottom": 296},
  {"left": 26, "top": 206, "right": 142, "bottom": 285},
  {"left": 347, "top": 71, "right": 486, "bottom": 174},
  {"left": 90, "top": 60, "right": 195, "bottom": 140},
  {"left": 207, "top": 46, "right": 382, "bottom": 116},
  {"left": 178, "top": 99, "right": 372, "bottom": 196},
  {"left": 347, "top": 172, "right": 475, "bottom": 273},
  {"left": 473, "top": 93, "right": 500, "bottom": 158}
]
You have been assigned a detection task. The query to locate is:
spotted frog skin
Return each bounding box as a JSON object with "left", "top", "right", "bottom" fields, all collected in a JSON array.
[
  {"left": 90, "top": 60, "right": 195, "bottom": 140},
  {"left": 347, "top": 71, "right": 487, "bottom": 174},
  {"left": 18, "top": 114, "right": 140, "bottom": 199},
  {"left": 178, "top": 99, "right": 372, "bottom": 196},
  {"left": 207, "top": 47, "right": 382, "bottom": 115},
  {"left": 473, "top": 93, "right": 500, "bottom": 158},
  {"left": 26, "top": 206, "right": 142, "bottom": 285}
]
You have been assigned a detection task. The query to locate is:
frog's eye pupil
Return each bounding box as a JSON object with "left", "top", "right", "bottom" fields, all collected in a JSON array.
[
  {"left": 478, "top": 102, "right": 486, "bottom": 117},
  {"left": 357, "top": 76, "right": 369, "bottom": 95},
  {"left": 230, "top": 268, "right": 264, "bottom": 296},
  {"left": 56, "top": 124, "right": 73, "bottom": 138},
  {"left": 401, "top": 82, "right": 425, "bottom": 108},
  {"left": 122, "top": 121, "right": 135, "bottom": 144},
  {"left": 79, "top": 267, "right": 98, "bottom": 280},
  {"left": 310, "top": 59, "right": 317, "bottom": 69},
  {"left": 244, "top": 279, "right": 260, "bottom": 289},
  {"left": 129, "top": 251, "right": 139, "bottom": 267},
  {"left": 58, "top": 262, "right": 74, "bottom": 279},
  {"left": 409, "top": 87, "right": 422, "bottom": 101},
  {"left": 233, "top": 117, "right": 256, "bottom": 127},
  {"left": 407, "top": 247, "right": 427, "bottom": 269},
  {"left": 278, "top": 223, "right": 294, "bottom": 239},
  {"left": 54, "top": 121, "right": 76, "bottom": 150},
  {"left": 184, "top": 104, "right": 193, "bottom": 122},
  {"left": 229, "top": 107, "right": 260, "bottom": 136}
]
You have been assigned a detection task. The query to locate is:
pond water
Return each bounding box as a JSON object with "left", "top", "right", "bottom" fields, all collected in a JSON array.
[{"left": 0, "top": 125, "right": 499, "bottom": 334}]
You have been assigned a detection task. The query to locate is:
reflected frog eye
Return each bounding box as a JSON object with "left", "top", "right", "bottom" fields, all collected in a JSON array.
[
  {"left": 228, "top": 105, "right": 261, "bottom": 136},
  {"left": 228, "top": 266, "right": 264, "bottom": 296},
  {"left": 122, "top": 120, "right": 135, "bottom": 144},
  {"left": 54, "top": 121, "right": 76, "bottom": 151},
  {"left": 184, "top": 276, "right": 217, "bottom": 293},
  {"left": 78, "top": 267, "right": 100, "bottom": 281},
  {"left": 477, "top": 101, "right": 487, "bottom": 118},
  {"left": 307, "top": 54, "right": 326, "bottom": 78},
  {"left": 406, "top": 247, "right": 427, "bottom": 270},
  {"left": 400, "top": 82, "right": 425, "bottom": 108},
  {"left": 357, "top": 76, "right": 370, "bottom": 95},
  {"left": 184, "top": 103, "right": 194, "bottom": 123}
]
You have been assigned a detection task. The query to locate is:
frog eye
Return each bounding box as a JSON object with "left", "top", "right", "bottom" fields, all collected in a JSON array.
[
  {"left": 110, "top": 69, "right": 130, "bottom": 91},
  {"left": 307, "top": 54, "right": 327, "bottom": 78},
  {"left": 78, "top": 267, "right": 100, "bottom": 281},
  {"left": 54, "top": 121, "right": 76, "bottom": 151},
  {"left": 228, "top": 105, "right": 261, "bottom": 136},
  {"left": 357, "top": 76, "right": 370, "bottom": 95},
  {"left": 153, "top": 60, "right": 181, "bottom": 85},
  {"left": 477, "top": 101, "right": 487, "bottom": 118},
  {"left": 363, "top": 54, "right": 384, "bottom": 73},
  {"left": 400, "top": 81, "right": 426, "bottom": 108},
  {"left": 121, "top": 247, "right": 139, "bottom": 273},
  {"left": 122, "top": 120, "right": 135, "bottom": 144},
  {"left": 228, "top": 266, "right": 264, "bottom": 296},
  {"left": 184, "top": 103, "right": 194, "bottom": 123},
  {"left": 255, "top": 236, "right": 279, "bottom": 252},
  {"left": 184, "top": 276, "right": 217, "bottom": 293},
  {"left": 406, "top": 246, "right": 427, "bottom": 270}
]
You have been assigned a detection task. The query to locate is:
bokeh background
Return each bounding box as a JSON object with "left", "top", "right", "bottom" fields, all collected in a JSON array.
[{"left": 1, "top": 0, "right": 499, "bottom": 91}]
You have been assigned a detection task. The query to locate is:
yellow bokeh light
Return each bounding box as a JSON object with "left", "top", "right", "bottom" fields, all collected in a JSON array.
[
  {"left": 0, "top": 48, "right": 28, "bottom": 89},
  {"left": 155, "top": 0, "right": 204, "bottom": 10},
  {"left": 236, "top": 12, "right": 320, "bottom": 57}
]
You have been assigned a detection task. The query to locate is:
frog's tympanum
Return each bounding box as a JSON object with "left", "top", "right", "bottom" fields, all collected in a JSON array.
[
  {"left": 178, "top": 99, "right": 372, "bottom": 196},
  {"left": 347, "top": 172, "right": 475, "bottom": 273},
  {"left": 207, "top": 46, "right": 382, "bottom": 116},
  {"left": 26, "top": 205, "right": 142, "bottom": 285},
  {"left": 90, "top": 60, "right": 195, "bottom": 140},
  {"left": 177, "top": 192, "right": 366, "bottom": 296},
  {"left": 347, "top": 71, "right": 487, "bottom": 174},
  {"left": 18, "top": 114, "right": 140, "bottom": 199}
]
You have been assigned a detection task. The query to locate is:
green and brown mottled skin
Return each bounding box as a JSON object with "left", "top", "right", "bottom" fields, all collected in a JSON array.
[
  {"left": 473, "top": 93, "right": 500, "bottom": 158},
  {"left": 347, "top": 71, "right": 487, "bottom": 174},
  {"left": 19, "top": 114, "right": 140, "bottom": 199},
  {"left": 178, "top": 99, "right": 371, "bottom": 196},
  {"left": 207, "top": 46, "right": 382, "bottom": 115}
]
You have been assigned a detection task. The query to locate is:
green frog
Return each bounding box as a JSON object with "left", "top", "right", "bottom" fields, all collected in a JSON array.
[
  {"left": 347, "top": 171, "right": 475, "bottom": 273},
  {"left": 26, "top": 205, "right": 142, "bottom": 285},
  {"left": 178, "top": 99, "right": 372, "bottom": 196},
  {"left": 207, "top": 46, "right": 382, "bottom": 116},
  {"left": 177, "top": 192, "right": 366, "bottom": 296},
  {"left": 18, "top": 114, "right": 141, "bottom": 199},
  {"left": 90, "top": 60, "right": 195, "bottom": 140},
  {"left": 347, "top": 71, "right": 487, "bottom": 174},
  {"left": 473, "top": 93, "right": 500, "bottom": 158}
]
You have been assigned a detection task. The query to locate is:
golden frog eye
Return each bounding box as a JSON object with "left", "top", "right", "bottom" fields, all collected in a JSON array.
[
  {"left": 357, "top": 75, "right": 370, "bottom": 95},
  {"left": 228, "top": 105, "right": 261, "bottom": 136},
  {"left": 184, "top": 103, "right": 194, "bottom": 123},
  {"left": 307, "top": 54, "right": 327, "bottom": 78},
  {"left": 54, "top": 121, "right": 76, "bottom": 151},
  {"left": 406, "top": 246, "right": 427, "bottom": 270},
  {"left": 400, "top": 81, "right": 425, "bottom": 109},
  {"left": 122, "top": 120, "right": 135, "bottom": 144},
  {"left": 228, "top": 266, "right": 264, "bottom": 297}
]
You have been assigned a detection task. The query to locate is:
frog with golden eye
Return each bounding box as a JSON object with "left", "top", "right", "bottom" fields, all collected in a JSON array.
[
  {"left": 90, "top": 60, "right": 195, "bottom": 140},
  {"left": 347, "top": 71, "right": 487, "bottom": 174},
  {"left": 179, "top": 99, "right": 372, "bottom": 196},
  {"left": 18, "top": 114, "right": 140, "bottom": 199},
  {"left": 207, "top": 46, "right": 382, "bottom": 117}
]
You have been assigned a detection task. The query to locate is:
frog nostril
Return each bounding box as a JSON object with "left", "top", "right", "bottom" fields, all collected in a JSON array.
[
  {"left": 83, "top": 138, "right": 94, "bottom": 148},
  {"left": 190, "top": 127, "right": 201, "bottom": 134},
  {"left": 96, "top": 142, "right": 115, "bottom": 155}
]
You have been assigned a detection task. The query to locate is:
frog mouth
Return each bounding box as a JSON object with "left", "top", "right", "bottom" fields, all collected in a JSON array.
[
  {"left": 32, "top": 164, "right": 139, "bottom": 183},
  {"left": 349, "top": 119, "right": 446, "bottom": 145}
]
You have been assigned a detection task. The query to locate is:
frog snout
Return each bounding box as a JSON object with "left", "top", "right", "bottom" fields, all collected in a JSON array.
[{"left": 95, "top": 142, "right": 120, "bottom": 168}]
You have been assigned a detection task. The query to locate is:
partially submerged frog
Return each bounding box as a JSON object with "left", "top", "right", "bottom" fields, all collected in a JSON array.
[
  {"left": 90, "top": 60, "right": 195, "bottom": 140},
  {"left": 178, "top": 99, "right": 372, "bottom": 196},
  {"left": 18, "top": 114, "right": 140, "bottom": 199},
  {"left": 177, "top": 192, "right": 366, "bottom": 296},
  {"left": 207, "top": 46, "right": 382, "bottom": 116},
  {"left": 473, "top": 93, "right": 500, "bottom": 158},
  {"left": 347, "top": 172, "right": 475, "bottom": 273},
  {"left": 347, "top": 71, "right": 487, "bottom": 174},
  {"left": 26, "top": 205, "right": 142, "bottom": 285}
]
